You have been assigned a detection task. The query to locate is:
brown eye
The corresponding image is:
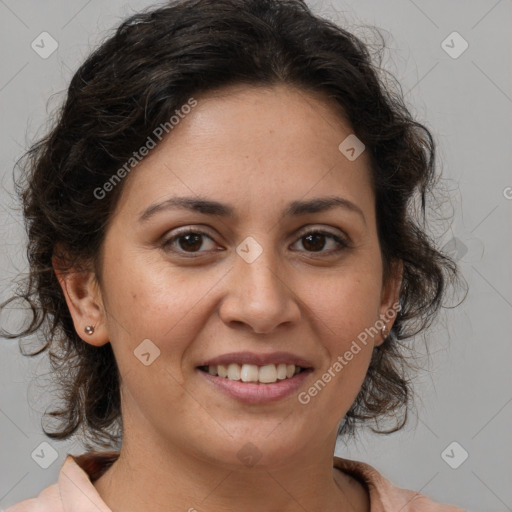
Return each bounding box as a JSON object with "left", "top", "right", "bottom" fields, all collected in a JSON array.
[
  {"left": 291, "top": 230, "right": 349, "bottom": 254},
  {"left": 161, "top": 227, "right": 349, "bottom": 258},
  {"left": 176, "top": 233, "right": 203, "bottom": 252},
  {"left": 162, "top": 229, "right": 218, "bottom": 255},
  {"left": 302, "top": 233, "right": 327, "bottom": 252}
]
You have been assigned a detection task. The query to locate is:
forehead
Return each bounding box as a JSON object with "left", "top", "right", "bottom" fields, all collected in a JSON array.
[{"left": 115, "top": 84, "right": 375, "bottom": 224}]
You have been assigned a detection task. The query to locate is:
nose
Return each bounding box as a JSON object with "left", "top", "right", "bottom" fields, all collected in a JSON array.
[{"left": 218, "top": 243, "right": 301, "bottom": 335}]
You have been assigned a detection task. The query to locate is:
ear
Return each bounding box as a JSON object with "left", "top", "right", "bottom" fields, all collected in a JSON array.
[
  {"left": 375, "top": 258, "right": 403, "bottom": 347},
  {"left": 52, "top": 254, "right": 109, "bottom": 347}
]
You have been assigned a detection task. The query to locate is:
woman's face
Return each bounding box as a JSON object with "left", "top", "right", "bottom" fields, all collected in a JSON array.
[{"left": 83, "top": 84, "right": 401, "bottom": 468}]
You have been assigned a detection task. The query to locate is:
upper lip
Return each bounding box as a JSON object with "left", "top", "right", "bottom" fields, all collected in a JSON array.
[{"left": 197, "top": 351, "right": 314, "bottom": 369}]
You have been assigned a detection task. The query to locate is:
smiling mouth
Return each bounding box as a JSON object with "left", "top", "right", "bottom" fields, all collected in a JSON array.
[{"left": 197, "top": 363, "right": 309, "bottom": 384}]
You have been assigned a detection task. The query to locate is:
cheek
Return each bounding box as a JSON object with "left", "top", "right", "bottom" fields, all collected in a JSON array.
[
  {"left": 101, "top": 252, "right": 220, "bottom": 370},
  {"left": 306, "top": 269, "right": 383, "bottom": 344},
  {"left": 102, "top": 248, "right": 191, "bottom": 330},
  {"left": 301, "top": 323, "right": 374, "bottom": 417},
  {"left": 299, "top": 270, "right": 381, "bottom": 398}
]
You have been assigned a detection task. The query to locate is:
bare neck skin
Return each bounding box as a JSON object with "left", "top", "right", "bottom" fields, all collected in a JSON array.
[{"left": 93, "top": 412, "right": 370, "bottom": 512}]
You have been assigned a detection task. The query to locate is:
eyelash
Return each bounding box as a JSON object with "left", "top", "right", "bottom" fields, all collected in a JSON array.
[{"left": 161, "top": 227, "right": 351, "bottom": 257}]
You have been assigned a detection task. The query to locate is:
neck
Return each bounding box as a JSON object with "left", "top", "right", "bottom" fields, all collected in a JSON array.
[{"left": 93, "top": 435, "right": 369, "bottom": 512}]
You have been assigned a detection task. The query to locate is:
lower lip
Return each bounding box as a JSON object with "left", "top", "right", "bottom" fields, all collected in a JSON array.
[{"left": 197, "top": 368, "right": 313, "bottom": 404}]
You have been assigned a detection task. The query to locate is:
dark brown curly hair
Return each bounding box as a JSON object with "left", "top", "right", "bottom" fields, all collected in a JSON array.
[{"left": 2, "top": 0, "right": 466, "bottom": 451}]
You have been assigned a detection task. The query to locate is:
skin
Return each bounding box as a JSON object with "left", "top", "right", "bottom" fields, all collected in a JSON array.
[{"left": 55, "top": 83, "right": 402, "bottom": 512}]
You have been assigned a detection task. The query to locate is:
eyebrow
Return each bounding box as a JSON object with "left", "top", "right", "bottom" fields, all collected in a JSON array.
[{"left": 138, "top": 195, "right": 366, "bottom": 226}]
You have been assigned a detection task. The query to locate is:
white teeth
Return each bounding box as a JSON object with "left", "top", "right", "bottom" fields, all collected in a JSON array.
[
  {"left": 240, "top": 364, "right": 259, "bottom": 382},
  {"left": 276, "top": 363, "right": 287, "bottom": 380},
  {"left": 259, "top": 364, "right": 277, "bottom": 383},
  {"left": 227, "top": 363, "right": 241, "bottom": 381},
  {"left": 204, "top": 363, "right": 304, "bottom": 383}
]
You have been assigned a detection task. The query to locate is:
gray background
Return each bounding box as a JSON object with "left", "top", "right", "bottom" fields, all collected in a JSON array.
[{"left": 1, "top": 1, "right": 511, "bottom": 511}]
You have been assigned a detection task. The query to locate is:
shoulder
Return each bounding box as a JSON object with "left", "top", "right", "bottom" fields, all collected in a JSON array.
[
  {"left": 4, "top": 451, "right": 118, "bottom": 512},
  {"left": 4, "top": 483, "right": 62, "bottom": 512},
  {"left": 333, "top": 456, "right": 468, "bottom": 511}
]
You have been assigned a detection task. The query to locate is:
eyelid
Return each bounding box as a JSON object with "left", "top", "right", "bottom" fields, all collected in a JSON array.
[
  {"left": 174, "top": 224, "right": 351, "bottom": 243},
  {"left": 161, "top": 226, "right": 219, "bottom": 251},
  {"left": 294, "top": 225, "right": 351, "bottom": 245},
  {"left": 161, "top": 224, "right": 352, "bottom": 258}
]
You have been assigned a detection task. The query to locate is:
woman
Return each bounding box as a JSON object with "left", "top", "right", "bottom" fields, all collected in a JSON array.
[{"left": 3, "top": 0, "right": 467, "bottom": 510}]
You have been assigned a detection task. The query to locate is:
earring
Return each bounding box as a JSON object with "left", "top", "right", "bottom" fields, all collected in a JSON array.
[
  {"left": 84, "top": 325, "right": 95, "bottom": 335},
  {"left": 381, "top": 325, "right": 387, "bottom": 339}
]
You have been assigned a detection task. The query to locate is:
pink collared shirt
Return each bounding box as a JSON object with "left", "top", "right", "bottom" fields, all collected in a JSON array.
[{"left": 5, "top": 451, "right": 467, "bottom": 511}]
